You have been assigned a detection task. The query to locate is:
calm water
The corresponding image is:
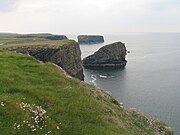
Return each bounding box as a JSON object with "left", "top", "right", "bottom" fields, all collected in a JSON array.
[{"left": 70, "top": 33, "right": 180, "bottom": 134}]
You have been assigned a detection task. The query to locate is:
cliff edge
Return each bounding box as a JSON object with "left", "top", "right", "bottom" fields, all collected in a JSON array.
[
  {"left": 0, "top": 52, "right": 174, "bottom": 135},
  {"left": 0, "top": 33, "right": 68, "bottom": 40},
  {"left": 0, "top": 39, "right": 84, "bottom": 80}
]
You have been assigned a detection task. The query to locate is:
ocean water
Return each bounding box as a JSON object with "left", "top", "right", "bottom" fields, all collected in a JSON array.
[{"left": 69, "top": 33, "right": 180, "bottom": 134}]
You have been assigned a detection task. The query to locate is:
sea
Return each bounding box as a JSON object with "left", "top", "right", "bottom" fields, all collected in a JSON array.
[{"left": 68, "top": 33, "right": 180, "bottom": 134}]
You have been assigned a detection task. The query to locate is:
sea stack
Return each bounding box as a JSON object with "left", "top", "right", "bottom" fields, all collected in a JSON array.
[
  {"left": 83, "top": 42, "right": 127, "bottom": 68},
  {"left": 78, "top": 35, "right": 104, "bottom": 44}
]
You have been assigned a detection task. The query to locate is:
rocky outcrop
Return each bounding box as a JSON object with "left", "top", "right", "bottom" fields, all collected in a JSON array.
[
  {"left": 83, "top": 42, "right": 127, "bottom": 68},
  {"left": 1, "top": 40, "right": 84, "bottom": 80},
  {"left": 165, "top": 127, "right": 174, "bottom": 135},
  {"left": 78, "top": 35, "right": 104, "bottom": 44}
]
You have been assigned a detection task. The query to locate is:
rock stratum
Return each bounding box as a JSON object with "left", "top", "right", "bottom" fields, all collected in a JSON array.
[
  {"left": 78, "top": 35, "right": 104, "bottom": 44},
  {"left": 83, "top": 42, "right": 127, "bottom": 68},
  {"left": 0, "top": 39, "right": 84, "bottom": 80}
]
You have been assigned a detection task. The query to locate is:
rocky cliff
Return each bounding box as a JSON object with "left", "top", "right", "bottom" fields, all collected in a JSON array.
[
  {"left": 0, "top": 33, "right": 68, "bottom": 40},
  {"left": 83, "top": 42, "right": 127, "bottom": 68},
  {"left": 78, "top": 35, "right": 104, "bottom": 44},
  {"left": 0, "top": 39, "right": 84, "bottom": 80}
]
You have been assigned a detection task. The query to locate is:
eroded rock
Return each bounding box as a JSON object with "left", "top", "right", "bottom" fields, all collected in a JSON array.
[{"left": 83, "top": 42, "right": 127, "bottom": 68}]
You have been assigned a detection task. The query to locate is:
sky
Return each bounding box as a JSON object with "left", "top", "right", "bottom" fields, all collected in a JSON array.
[{"left": 0, "top": 0, "right": 179, "bottom": 34}]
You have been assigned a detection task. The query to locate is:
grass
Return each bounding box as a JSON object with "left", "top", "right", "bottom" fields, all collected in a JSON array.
[
  {"left": 0, "top": 52, "right": 167, "bottom": 135},
  {"left": 0, "top": 33, "right": 61, "bottom": 39},
  {"left": 0, "top": 38, "right": 77, "bottom": 50}
]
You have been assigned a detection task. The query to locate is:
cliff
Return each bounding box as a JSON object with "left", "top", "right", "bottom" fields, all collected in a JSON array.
[
  {"left": 0, "top": 33, "right": 68, "bottom": 40},
  {"left": 78, "top": 35, "right": 104, "bottom": 44},
  {"left": 83, "top": 42, "right": 127, "bottom": 68},
  {"left": 16, "top": 34, "right": 68, "bottom": 40},
  {"left": 0, "top": 39, "right": 84, "bottom": 80},
  {"left": 0, "top": 52, "right": 173, "bottom": 135}
]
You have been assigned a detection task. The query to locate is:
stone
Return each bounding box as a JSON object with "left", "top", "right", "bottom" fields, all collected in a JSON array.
[
  {"left": 83, "top": 42, "right": 127, "bottom": 68},
  {"left": 165, "top": 127, "right": 174, "bottom": 135},
  {"left": 78, "top": 35, "right": 104, "bottom": 44}
]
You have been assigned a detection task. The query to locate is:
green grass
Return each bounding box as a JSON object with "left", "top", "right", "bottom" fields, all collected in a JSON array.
[
  {"left": 0, "top": 52, "right": 167, "bottom": 135},
  {"left": 0, "top": 38, "right": 76, "bottom": 51},
  {"left": 0, "top": 33, "right": 71, "bottom": 50},
  {"left": 0, "top": 33, "right": 59, "bottom": 39},
  {"left": 0, "top": 38, "right": 47, "bottom": 45}
]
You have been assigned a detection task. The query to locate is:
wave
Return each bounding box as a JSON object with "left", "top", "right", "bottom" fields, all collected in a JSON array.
[
  {"left": 99, "top": 74, "right": 114, "bottom": 79},
  {"left": 90, "top": 74, "right": 97, "bottom": 85}
]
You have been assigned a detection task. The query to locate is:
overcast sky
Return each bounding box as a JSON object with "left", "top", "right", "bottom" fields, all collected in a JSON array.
[{"left": 0, "top": 0, "right": 179, "bottom": 34}]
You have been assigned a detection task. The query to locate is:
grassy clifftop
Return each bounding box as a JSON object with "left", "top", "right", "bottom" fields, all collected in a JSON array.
[
  {"left": 0, "top": 38, "right": 76, "bottom": 50},
  {"left": 0, "top": 33, "right": 67, "bottom": 40},
  {"left": 0, "top": 52, "right": 170, "bottom": 135}
]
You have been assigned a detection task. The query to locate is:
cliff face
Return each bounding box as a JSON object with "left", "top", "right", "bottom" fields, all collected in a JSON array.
[
  {"left": 78, "top": 35, "right": 104, "bottom": 44},
  {"left": 1, "top": 40, "right": 84, "bottom": 80},
  {"left": 83, "top": 42, "right": 127, "bottom": 68}
]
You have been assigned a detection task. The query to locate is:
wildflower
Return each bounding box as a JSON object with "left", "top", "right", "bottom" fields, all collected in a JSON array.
[
  {"left": 1, "top": 102, "right": 5, "bottom": 106},
  {"left": 31, "top": 128, "right": 36, "bottom": 132},
  {"left": 15, "top": 102, "right": 56, "bottom": 132},
  {"left": 57, "top": 126, "right": 60, "bottom": 130},
  {"left": 47, "top": 130, "right": 51, "bottom": 134}
]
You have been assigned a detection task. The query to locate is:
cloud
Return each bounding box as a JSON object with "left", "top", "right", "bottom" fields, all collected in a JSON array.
[
  {"left": 0, "top": 0, "right": 179, "bottom": 33},
  {"left": 142, "top": 0, "right": 180, "bottom": 11},
  {"left": 0, "top": 0, "right": 18, "bottom": 12}
]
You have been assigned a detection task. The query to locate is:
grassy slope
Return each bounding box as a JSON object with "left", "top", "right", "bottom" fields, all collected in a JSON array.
[{"left": 0, "top": 52, "right": 165, "bottom": 135}]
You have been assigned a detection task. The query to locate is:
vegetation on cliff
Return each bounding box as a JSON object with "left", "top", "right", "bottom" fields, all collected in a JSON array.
[
  {"left": 0, "top": 52, "right": 172, "bottom": 135},
  {"left": 0, "top": 38, "right": 84, "bottom": 80}
]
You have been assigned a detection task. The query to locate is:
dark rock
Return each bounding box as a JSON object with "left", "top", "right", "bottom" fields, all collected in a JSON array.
[
  {"left": 127, "top": 50, "right": 130, "bottom": 53},
  {"left": 165, "top": 127, "right": 174, "bottom": 135},
  {"left": 78, "top": 35, "right": 104, "bottom": 44},
  {"left": 83, "top": 42, "right": 127, "bottom": 68}
]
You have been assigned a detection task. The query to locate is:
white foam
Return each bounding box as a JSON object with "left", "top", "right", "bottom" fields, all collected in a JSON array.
[
  {"left": 90, "top": 74, "right": 97, "bottom": 85},
  {"left": 99, "top": 74, "right": 114, "bottom": 79},
  {"left": 99, "top": 75, "right": 108, "bottom": 78}
]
